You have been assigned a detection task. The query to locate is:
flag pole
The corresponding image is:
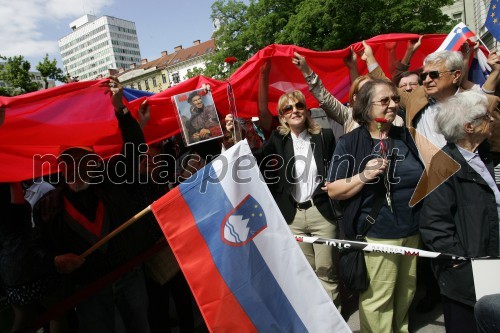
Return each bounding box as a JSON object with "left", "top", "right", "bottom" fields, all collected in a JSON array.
[
  {"left": 476, "top": 35, "right": 491, "bottom": 52},
  {"left": 80, "top": 205, "right": 152, "bottom": 258}
]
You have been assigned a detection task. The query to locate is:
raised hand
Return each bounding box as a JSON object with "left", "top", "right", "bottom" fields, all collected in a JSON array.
[
  {"left": 138, "top": 99, "right": 150, "bottom": 129},
  {"left": 292, "top": 52, "right": 313, "bottom": 77},
  {"left": 343, "top": 47, "right": 357, "bottom": 69},
  {"left": 408, "top": 36, "right": 423, "bottom": 53},
  {"left": 102, "top": 76, "right": 126, "bottom": 113},
  {"left": 361, "top": 40, "right": 374, "bottom": 62}
]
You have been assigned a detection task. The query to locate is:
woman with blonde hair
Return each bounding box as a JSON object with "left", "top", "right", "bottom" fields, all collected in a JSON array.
[{"left": 226, "top": 89, "right": 340, "bottom": 306}]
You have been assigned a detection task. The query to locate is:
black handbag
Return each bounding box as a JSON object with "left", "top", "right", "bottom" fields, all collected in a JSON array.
[{"left": 338, "top": 195, "right": 385, "bottom": 292}]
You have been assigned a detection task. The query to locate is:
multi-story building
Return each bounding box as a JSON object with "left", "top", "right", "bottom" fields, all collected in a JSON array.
[
  {"left": 58, "top": 14, "right": 142, "bottom": 81},
  {"left": 114, "top": 39, "right": 215, "bottom": 93}
]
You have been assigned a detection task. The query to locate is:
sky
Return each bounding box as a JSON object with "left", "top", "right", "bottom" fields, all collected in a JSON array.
[{"left": 0, "top": 0, "right": 223, "bottom": 70}]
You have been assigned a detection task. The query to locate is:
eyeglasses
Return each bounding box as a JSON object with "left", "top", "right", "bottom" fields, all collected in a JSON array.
[
  {"left": 372, "top": 95, "right": 400, "bottom": 106},
  {"left": 281, "top": 102, "right": 306, "bottom": 115},
  {"left": 472, "top": 113, "right": 493, "bottom": 122},
  {"left": 398, "top": 82, "right": 419, "bottom": 89},
  {"left": 420, "top": 70, "right": 456, "bottom": 81}
]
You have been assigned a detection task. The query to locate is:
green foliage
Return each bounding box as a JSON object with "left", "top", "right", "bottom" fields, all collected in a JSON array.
[
  {"left": 185, "top": 67, "right": 205, "bottom": 80},
  {"left": 36, "top": 54, "right": 65, "bottom": 89},
  {"left": 0, "top": 55, "right": 39, "bottom": 96},
  {"left": 205, "top": 0, "right": 455, "bottom": 77}
]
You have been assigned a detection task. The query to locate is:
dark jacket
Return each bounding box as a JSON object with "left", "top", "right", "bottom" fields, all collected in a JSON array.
[
  {"left": 253, "top": 129, "right": 336, "bottom": 224},
  {"left": 420, "top": 142, "right": 500, "bottom": 306},
  {"left": 332, "top": 125, "right": 422, "bottom": 238},
  {"left": 33, "top": 111, "right": 157, "bottom": 284}
]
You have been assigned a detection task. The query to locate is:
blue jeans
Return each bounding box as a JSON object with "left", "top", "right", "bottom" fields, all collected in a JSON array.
[
  {"left": 475, "top": 294, "right": 500, "bottom": 333},
  {"left": 76, "top": 266, "right": 151, "bottom": 333}
]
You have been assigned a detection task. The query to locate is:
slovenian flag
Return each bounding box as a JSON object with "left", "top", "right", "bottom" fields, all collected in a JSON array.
[
  {"left": 150, "top": 140, "right": 350, "bottom": 332},
  {"left": 436, "top": 22, "right": 476, "bottom": 52}
]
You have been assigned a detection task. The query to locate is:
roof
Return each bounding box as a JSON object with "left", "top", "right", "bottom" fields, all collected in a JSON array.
[{"left": 116, "top": 39, "right": 215, "bottom": 78}]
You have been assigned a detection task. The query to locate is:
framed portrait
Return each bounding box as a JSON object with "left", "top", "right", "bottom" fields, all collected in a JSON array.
[{"left": 172, "top": 88, "right": 223, "bottom": 147}]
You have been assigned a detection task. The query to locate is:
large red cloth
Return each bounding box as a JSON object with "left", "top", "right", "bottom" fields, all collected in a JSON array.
[{"left": 0, "top": 33, "right": 448, "bottom": 181}]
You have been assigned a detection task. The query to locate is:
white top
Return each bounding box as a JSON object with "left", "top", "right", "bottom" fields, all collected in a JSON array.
[
  {"left": 291, "top": 130, "right": 320, "bottom": 203},
  {"left": 415, "top": 102, "right": 447, "bottom": 149},
  {"left": 24, "top": 180, "right": 55, "bottom": 227}
]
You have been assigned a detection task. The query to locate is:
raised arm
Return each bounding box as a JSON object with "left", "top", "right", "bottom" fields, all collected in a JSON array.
[
  {"left": 257, "top": 59, "right": 274, "bottom": 134},
  {"left": 292, "top": 52, "right": 350, "bottom": 125},
  {"left": 360, "top": 41, "right": 388, "bottom": 80},
  {"left": 459, "top": 42, "right": 477, "bottom": 91},
  {"left": 482, "top": 51, "right": 500, "bottom": 94},
  {"left": 398, "top": 37, "right": 422, "bottom": 75},
  {"left": 344, "top": 48, "right": 359, "bottom": 84},
  {"left": 103, "top": 77, "right": 147, "bottom": 179}
]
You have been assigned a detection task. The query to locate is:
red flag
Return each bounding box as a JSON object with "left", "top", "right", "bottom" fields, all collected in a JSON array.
[{"left": 0, "top": 34, "right": 448, "bottom": 181}]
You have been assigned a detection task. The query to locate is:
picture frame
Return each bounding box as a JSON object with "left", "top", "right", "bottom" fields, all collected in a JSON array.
[{"left": 172, "top": 88, "right": 223, "bottom": 147}]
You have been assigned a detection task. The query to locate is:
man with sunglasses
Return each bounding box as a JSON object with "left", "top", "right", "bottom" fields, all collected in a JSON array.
[{"left": 365, "top": 50, "right": 499, "bottom": 166}]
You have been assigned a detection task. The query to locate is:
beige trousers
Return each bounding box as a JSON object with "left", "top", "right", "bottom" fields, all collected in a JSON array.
[
  {"left": 359, "top": 234, "right": 420, "bottom": 333},
  {"left": 289, "top": 205, "right": 340, "bottom": 307}
]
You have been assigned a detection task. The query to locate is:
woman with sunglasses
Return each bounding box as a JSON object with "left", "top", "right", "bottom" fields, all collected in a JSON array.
[
  {"left": 420, "top": 91, "right": 499, "bottom": 333},
  {"left": 327, "top": 79, "right": 424, "bottom": 333},
  {"left": 226, "top": 90, "right": 340, "bottom": 306}
]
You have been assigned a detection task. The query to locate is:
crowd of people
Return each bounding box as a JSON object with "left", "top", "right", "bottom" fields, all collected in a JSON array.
[{"left": 1, "top": 37, "right": 500, "bottom": 333}]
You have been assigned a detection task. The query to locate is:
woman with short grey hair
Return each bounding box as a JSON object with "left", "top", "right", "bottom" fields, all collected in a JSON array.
[
  {"left": 420, "top": 90, "right": 500, "bottom": 333},
  {"left": 435, "top": 89, "right": 489, "bottom": 143}
]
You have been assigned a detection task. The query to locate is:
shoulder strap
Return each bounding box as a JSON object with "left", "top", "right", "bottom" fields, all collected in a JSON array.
[
  {"left": 319, "top": 129, "right": 330, "bottom": 173},
  {"left": 356, "top": 195, "right": 385, "bottom": 240}
]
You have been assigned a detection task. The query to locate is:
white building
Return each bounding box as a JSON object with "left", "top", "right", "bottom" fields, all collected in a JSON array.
[
  {"left": 58, "top": 14, "right": 142, "bottom": 81},
  {"left": 115, "top": 39, "right": 215, "bottom": 93}
]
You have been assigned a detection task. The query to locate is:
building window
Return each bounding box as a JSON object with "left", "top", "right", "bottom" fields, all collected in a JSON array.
[
  {"left": 162, "top": 74, "right": 167, "bottom": 84},
  {"left": 145, "top": 79, "right": 149, "bottom": 90},
  {"left": 152, "top": 77, "right": 157, "bottom": 87},
  {"left": 172, "top": 73, "right": 180, "bottom": 84}
]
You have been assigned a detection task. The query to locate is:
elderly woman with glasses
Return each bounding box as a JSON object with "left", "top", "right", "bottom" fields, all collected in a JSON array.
[
  {"left": 420, "top": 90, "right": 500, "bottom": 333},
  {"left": 226, "top": 90, "right": 340, "bottom": 306},
  {"left": 327, "top": 79, "right": 424, "bottom": 333},
  {"left": 292, "top": 46, "right": 405, "bottom": 135}
]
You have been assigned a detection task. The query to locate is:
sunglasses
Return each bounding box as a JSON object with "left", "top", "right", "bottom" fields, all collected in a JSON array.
[
  {"left": 420, "top": 70, "right": 456, "bottom": 81},
  {"left": 372, "top": 95, "right": 400, "bottom": 106},
  {"left": 281, "top": 102, "right": 306, "bottom": 115}
]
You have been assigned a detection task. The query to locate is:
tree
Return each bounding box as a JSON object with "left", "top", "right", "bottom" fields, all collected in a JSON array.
[
  {"left": 278, "top": 0, "right": 454, "bottom": 50},
  {"left": 0, "top": 55, "right": 39, "bottom": 96},
  {"left": 207, "top": 0, "right": 454, "bottom": 77},
  {"left": 185, "top": 67, "right": 205, "bottom": 80},
  {"left": 36, "top": 54, "right": 65, "bottom": 89}
]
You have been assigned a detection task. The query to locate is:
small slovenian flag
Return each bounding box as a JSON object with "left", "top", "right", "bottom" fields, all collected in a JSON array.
[
  {"left": 436, "top": 22, "right": 476, "bottom": 52},
  {"left": 150, "top": 140, "right": 350, "bottom": 332}
]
